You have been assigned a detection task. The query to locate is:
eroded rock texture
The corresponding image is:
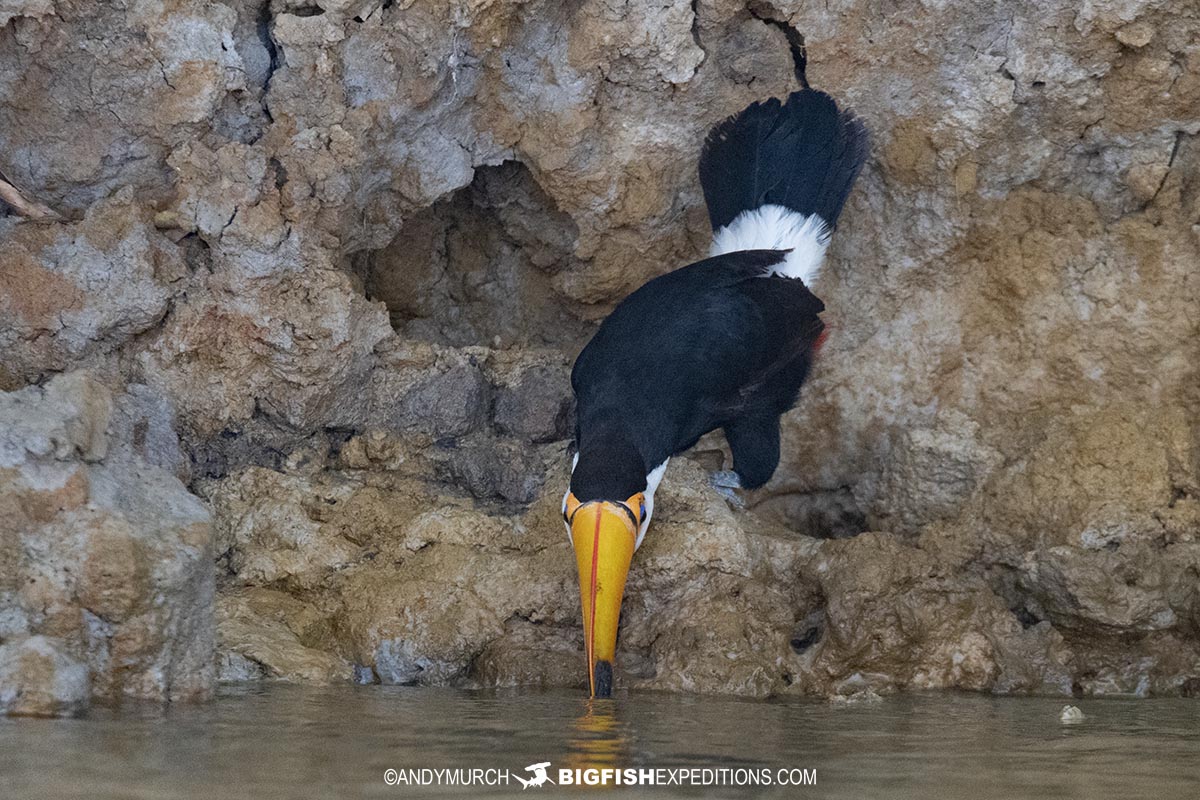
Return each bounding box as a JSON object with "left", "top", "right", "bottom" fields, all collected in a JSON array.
[
  {"left": 0, "top": 373, "right": 214, "bottom": 715},
  {"left": 1, "top": 0, "right": 1198, "bottom": 703}
]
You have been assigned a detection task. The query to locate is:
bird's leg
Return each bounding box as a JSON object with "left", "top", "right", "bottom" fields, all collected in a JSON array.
[{"left": 709, "top": 469, "right": 745, "bottom": 509}]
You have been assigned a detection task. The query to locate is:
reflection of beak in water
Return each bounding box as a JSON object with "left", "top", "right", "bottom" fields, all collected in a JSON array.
[{"left": 563, "top": 699, "right": 630, "bottom": 773}]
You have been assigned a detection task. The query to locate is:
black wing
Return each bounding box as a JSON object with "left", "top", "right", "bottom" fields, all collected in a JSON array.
[{"left": 571, "top": 249, "right": 825, "bottom": 470}]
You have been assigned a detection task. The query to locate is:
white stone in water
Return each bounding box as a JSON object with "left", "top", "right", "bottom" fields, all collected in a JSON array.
[
  {"left": 831, "top": 689, "right": 883, "bottom": 706},
  {"left": 1059, "top": 705, "right": 1086, "bottom": 723}
]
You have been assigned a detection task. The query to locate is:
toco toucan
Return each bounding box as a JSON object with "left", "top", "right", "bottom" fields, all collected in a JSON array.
[{"left": 563, "top": 88, "right": 870, "bottom": 697}]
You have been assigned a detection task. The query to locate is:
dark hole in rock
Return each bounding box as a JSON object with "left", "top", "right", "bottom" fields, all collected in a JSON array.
[
  {"left": 178, "top": 232, "right": 212, "bottom": 273},
  {"left": 754, "top": 485, "right": 867, "bottom": 538},
  {"left": 790, "top": 628, "right": 820, "bottom": 653},
  {"left": 291, "top": 6, "right": 326, "bottom": 17},
  {"left": 790, "top": 609, "right": 824, "bottom": 653},
  {"left": 792, "top": 628, "right": 820, "bottom": 652},
  {"left": 1012, "top": 605, "right": 1041, "bottom": 629},
  {"left": 356, "top": 162, "right": 593, "bottom": 351},
  {"left": 325, "top": 427, "right": 356, "bottom": 458},
  {"left": 270, "top": 158, "right": 288, "bottom": 192}
]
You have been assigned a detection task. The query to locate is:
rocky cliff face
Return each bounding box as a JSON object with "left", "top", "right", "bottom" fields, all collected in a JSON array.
[
  {"left": 1, "top": 0, "right": 1198, "bottom": 713},
  {"left": 0, "top": 373, "right": 213, "bottom": 716}
]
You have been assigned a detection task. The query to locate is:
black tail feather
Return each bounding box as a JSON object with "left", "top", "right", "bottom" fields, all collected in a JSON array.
[{"left": 698, "top": 89, "right": 870, "bottom": 232}]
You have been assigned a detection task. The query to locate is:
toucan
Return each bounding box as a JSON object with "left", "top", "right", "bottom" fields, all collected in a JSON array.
[{"left": 561, "top": 88, "right": 870, "bottom": 698}]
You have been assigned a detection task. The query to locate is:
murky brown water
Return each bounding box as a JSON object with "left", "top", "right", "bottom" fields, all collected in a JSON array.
[{"left": 2, "top": 684, "right": 1199, "bottom": 799}]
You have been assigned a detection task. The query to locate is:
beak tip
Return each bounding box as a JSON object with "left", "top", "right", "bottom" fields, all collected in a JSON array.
[{"left": 592, "top": 660, "right": 613, "bottom": 698}]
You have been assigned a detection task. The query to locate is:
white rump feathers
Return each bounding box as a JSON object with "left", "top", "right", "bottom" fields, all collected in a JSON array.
[{"left": 709, "top": 204, "right": 831, "bottom": 285}]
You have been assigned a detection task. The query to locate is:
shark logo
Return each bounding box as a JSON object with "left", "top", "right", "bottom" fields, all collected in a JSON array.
[{"left": 514, "top": 762, "right": 554, "bottom": 789}]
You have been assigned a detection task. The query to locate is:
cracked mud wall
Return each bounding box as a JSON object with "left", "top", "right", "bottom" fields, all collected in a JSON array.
[{"left": 1, "top": 0, "right": 1199, "bottom": 711}]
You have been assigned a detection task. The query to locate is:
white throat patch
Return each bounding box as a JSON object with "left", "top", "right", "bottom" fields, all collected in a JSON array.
[
  {"left": 562, "top": 454, "right": 669, "bottom": 549},
  {"left": 637, "top": 458, "right": 669, "bottom": 549}
]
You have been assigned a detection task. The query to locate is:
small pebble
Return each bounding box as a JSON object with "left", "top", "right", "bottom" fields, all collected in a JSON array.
[
  {"left": 1115, "top": 21, "right": 1154, "bottom": 49},
  {"left": 1059, "top": 704, "right": 1085, "bottom": 723},
  {"left": 152, "top": 210, "right": 176, "bottom": 229}
]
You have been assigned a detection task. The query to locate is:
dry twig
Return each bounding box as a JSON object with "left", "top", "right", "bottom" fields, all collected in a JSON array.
[{"left": 0, "top": 169, "right": 61, "bottom": 222}]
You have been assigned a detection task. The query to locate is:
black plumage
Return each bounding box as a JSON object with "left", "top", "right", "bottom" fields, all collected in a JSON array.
[
  {"left": 698, "top": 89, "right": 869, "bottom": 231},
  {"left": 569, "top": 88, "right": 868, "bottom": 502},
  {"left": 570, "top": 250, "right": 824, "bottom": 500}
]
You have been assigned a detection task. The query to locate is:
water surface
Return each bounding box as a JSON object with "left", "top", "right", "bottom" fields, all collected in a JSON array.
[{"left": 2, "top": 685, "right": 1198, "bottom": 799}]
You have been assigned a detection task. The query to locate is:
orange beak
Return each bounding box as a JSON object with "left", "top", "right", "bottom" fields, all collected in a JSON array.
[{"left": 570, "top": 502, "right": 637, "bottom": 698}]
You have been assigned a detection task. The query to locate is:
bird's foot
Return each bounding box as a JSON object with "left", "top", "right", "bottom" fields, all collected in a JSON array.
[
  {"left": 710, "top": 469, "right": 742, "bottom": 489},
  {"left": 709, "top": 470, "right": 745, "bottom": 509}
]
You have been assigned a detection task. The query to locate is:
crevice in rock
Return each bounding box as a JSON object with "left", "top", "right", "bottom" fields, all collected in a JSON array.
[
  {"left": 747, "top": 3, "right": 808, "bottom": 88},
  {"left": 255, "top": 1, "right": 280, "bottom": 122},
  {"left": 994, "top": 12, "right": 1018, "bottom": 102},
  {"left": 689, "top": 0, "right": 709, "bottom": 70},
  {"left": 353, "top": 161, "right": 592, "bottom": 351},
  {"left": 220, "top": 205, "right": 240, "bottom": 233},
  {"left": 152, "top": 54, "right": 177, "bottom": 90},
  {"left": 1167, "top": 131, "right": 1185, "bottom": 169},
  {"left": 1011, "top": 603, "right": 1042, "bottom": 629},
  {"left": 1148, "top": 129, "right": 1188, "bottom": 205}
]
